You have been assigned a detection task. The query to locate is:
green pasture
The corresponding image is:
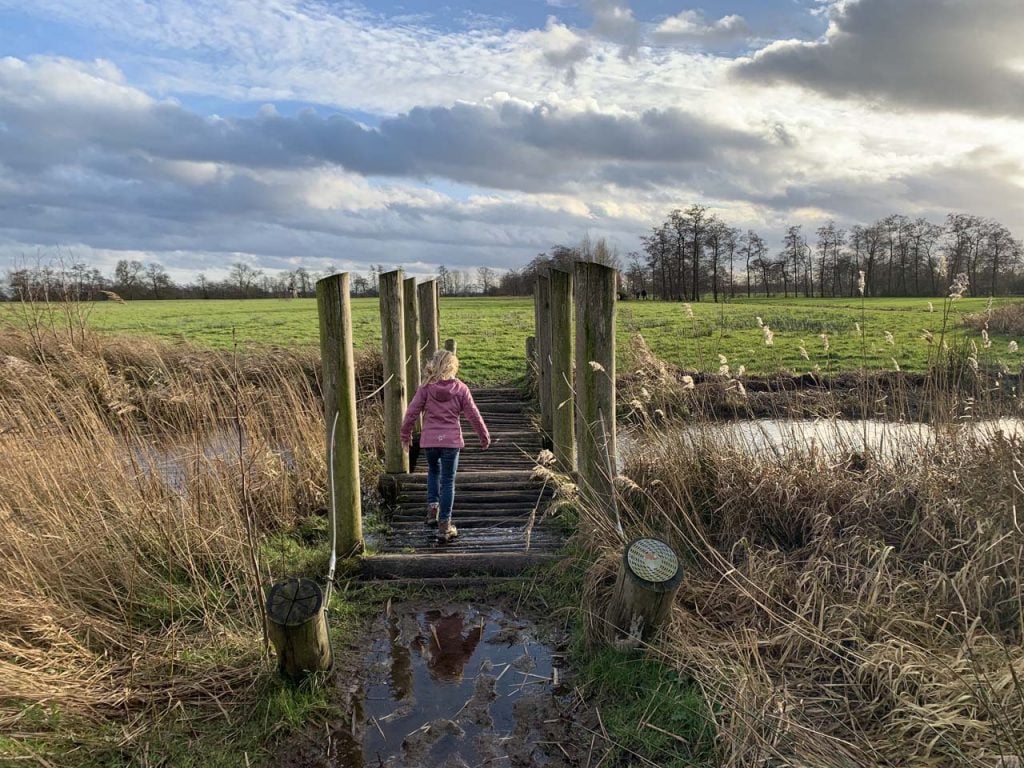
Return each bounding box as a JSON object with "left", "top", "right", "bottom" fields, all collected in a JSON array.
[{"left": 5, "top": 295, "right": 1018, "bottom": 383}]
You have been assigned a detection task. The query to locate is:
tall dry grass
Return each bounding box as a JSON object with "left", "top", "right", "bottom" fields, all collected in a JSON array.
[
  {"left": 0, "top": 328, "right": 382, "bottom": 762},
  {"left": 579, "top": 334, "right": 1024, "bottom": 767}
]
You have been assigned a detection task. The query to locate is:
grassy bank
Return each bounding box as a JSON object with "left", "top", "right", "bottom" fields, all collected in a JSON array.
[{"left": 6, "top": 295, "right": 1018, "bottom": 383}]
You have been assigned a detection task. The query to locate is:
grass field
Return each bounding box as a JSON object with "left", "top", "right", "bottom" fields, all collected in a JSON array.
[{"left": 16, "top": 294, "right": 1016, "bottom": 383}]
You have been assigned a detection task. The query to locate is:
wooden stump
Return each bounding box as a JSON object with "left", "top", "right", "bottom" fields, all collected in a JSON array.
[
  {"left": 266, "top": 578, "right": 333, "bottom": 682},
  {"left": 604, "top": 538, "right": 683, "bottom": 646},
  {"left": 444, "top": 338, "right": 457, "bottom": 353}
]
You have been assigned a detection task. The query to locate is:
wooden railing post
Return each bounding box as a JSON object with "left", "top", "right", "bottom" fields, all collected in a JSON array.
[
  {"left": 574, "top": 261, "right": 617, "bottom": 510},
  {"left": 379, "top": 270, "right": 409, "bottom": 474},
  {"left": 417, "top": 279, "right": 440, "bottom": 368},
  {"left": 548, "top": 268, "right": 575, "bottom": 473},
  {"left": 403, "top": 276, "right": 420, "bottom": 399},
  {"left": 535, "top": 272, "right": 553, "bottom": 435},
  {"left": 315, "top": 273, "right": 362, "bottom": 553},
  {"left": 525, "top": 335, "right": 537, "bottom": 386}
]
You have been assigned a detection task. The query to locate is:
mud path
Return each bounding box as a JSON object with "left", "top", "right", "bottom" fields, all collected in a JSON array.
[{"left": 278, "top": 602, "right": 609, "bottom": 768}]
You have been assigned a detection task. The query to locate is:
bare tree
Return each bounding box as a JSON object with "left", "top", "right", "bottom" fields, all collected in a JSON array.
[{"left": 477, "top": 266, "right": 496, "bottom": 296}]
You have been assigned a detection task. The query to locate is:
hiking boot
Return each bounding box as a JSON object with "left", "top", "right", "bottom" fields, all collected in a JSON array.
[
  {"left": 425, "top": 502, "right": 439, "bottom": 527},
  {"left": 436, "top": 519, "right": 458, "bottom": 543}
]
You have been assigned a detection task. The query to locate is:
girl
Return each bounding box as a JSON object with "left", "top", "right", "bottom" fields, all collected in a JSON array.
[{"left": 400, "top": 349, "right": 490, "bottom": 543}]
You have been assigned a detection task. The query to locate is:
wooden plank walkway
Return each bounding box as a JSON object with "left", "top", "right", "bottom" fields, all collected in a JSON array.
[{"left": 362, "top": 387, "right": 564, "bottom": 579}]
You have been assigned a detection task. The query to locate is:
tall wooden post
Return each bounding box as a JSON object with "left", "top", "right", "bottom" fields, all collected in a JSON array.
[
  {"left": 548, "top": 269, "right": 575, "bottom": 473},
  {"left": 379, "top": 270, "right": 408, "bottom": 474},
  {"left": 417, "top": 279, "right": 440, "bottom": 368},
  {"left": 574, "top": 261, "right": 616, "bottom": 510},
  {"left": 535, "top": 272, "right": 552, "bottom": 435},
  {"left": 525, "top": 335, "right": 537, "bottom": 386},
  {"left": 315, "top": 273, "right": 362, "bottom": 553},
  {"left": 403, "top": 276, "right": 420, "bottom": 399}
]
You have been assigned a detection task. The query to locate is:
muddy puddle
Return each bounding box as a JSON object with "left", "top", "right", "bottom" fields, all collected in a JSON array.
[{"left": 282, "top": 602, "right": 601, "bottom": 768}]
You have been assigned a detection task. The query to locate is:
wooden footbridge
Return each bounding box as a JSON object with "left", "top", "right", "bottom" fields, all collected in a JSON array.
[
  {"left": 269, "top": 266, "right": 686, "bottom": 681},
  {"left": 314, "top": 265, "right": 618, "bottom": 581},
  {"left": 363, "top": 386, "right": 562, "bottom": 579}
]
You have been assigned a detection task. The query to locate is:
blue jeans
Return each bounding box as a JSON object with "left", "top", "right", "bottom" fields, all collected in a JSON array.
[{"left": 424, "top": 447, "right": 460, "bottom": 523}]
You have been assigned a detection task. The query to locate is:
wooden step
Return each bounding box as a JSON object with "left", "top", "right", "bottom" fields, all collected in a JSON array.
[{"left": 362, "top": 552, "right": 559, "bottom": 579}]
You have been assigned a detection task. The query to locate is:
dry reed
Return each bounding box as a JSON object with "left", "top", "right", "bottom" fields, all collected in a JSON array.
[
  {"left": 579, "top": 340, "right": 1024, "bottom": 767},
  {"left": 0, "top": 328, "right": 382, "bottom": 761}
]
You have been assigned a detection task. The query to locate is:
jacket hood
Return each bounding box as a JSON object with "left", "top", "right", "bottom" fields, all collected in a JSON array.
[{"left": 427, "top": 379, "right": 460, "bottom": 402}]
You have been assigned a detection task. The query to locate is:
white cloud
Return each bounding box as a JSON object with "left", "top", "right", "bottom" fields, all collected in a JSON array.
[{"left": 653, "top": 10, "right": 750, "bottom": 43}]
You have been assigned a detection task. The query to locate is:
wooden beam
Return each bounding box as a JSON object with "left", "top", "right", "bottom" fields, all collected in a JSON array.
[
  {"left": 315, "top": 273, "right": 362, "bottom": 553},
  {"left": 403, "top": 276, "right": 421, "bottom": 402},
  {"left": 417, "top": 279, "right": 439, "bottom": 369},
  {"left": 548, "top": 268, "right": 575, "bottom": 473},
  {"left": 574, "top": 261, "right": 616, "bottom": 511},
  {"left": 525, "top": 335, "right": 537, "bottom": 387},
  {"left": 379, "top": 270, "right": 409, "bottom": 474},
  {"left": 535, "top": 272, "right": 552, "bottom": 435}
]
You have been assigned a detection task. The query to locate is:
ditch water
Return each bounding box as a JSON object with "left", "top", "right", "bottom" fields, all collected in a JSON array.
[
  {"left": 281, "top": 603, "right": 595, "bottom": 768},
  {"left": 622, "top": 417, "right": 1024, "bottom": 463}
]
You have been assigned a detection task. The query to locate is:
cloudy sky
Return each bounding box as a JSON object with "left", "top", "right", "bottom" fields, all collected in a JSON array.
[{"left": 1, "top": 0, "right": 1022, "bottom": 282}]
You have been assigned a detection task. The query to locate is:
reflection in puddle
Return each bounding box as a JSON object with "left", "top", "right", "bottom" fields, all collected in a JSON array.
[{"left": 357, "top": 604, "right": 562, "bottom": 768}]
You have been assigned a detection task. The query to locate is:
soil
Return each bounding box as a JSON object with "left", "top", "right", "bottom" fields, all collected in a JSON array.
[{"left": 274, "top": 601, "right": 611, "bottom": 768}]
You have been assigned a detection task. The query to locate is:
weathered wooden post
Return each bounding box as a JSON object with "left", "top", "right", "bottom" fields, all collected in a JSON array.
[
  {"left": 444, "top": 338, "right": 457, "bottom": 354},
  {"left": 535, "top": 272, "right": 553, "bottom": 435},
  {"left": 315, "top": 273, "right": 362, "bottom": 553},
  {"left": 266, "top": 577, "right": 332, "bottom": 680},
  {"left": 605, "top": 538, "right": 684, "bottom": 645},
  {"left": 403, "top": 276, "right": 421, "bottom": 398},
  {"left": 548, "top": 269, "right": 575, "bottom": 473},
  {"left": 417, "top": 279, "right": 440, "bottom": 368},
  {"left": 574, "top": 261, "right": 616, "bottom": 510},
  {"left": 379, "top": 270, "right": 409, "bottom": 474},
  {"left": 525, "top": 335, "right": 537, "bottom": 386}
]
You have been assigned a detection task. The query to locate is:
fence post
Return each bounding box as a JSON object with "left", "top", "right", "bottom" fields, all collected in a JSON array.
[
  {"left": 574, "top": 261, "right": 616, "bottom": 510},
  {"left": 315, "top": 273, "right": 362, "bottom": 554},
  {"left": 444, "top": 338, "right": 457, "bottom": 354},
  {"left": 525, "top": 335, "right": 537, "bottom": 386},
  {"left": 417, "top": 279, "right": 440, "bottom": 368},
  {"left": 379, "top": 270, "right": 409, "bottom": 474},
  {"left": 548, "top": 268, "right": 575, "bottom": 473},
  {"left": 403, "top": 276, "right": 420, "bottom": 400},
  {"left": 535, "top": 272, "right": 552, "bottom": 435}
]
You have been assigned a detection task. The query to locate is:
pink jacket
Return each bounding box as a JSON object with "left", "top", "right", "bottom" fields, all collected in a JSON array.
[{"left": 401, "top": 379, "right": 490, "bottom": 449}]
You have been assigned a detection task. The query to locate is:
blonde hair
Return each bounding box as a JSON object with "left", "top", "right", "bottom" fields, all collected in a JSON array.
[{"left": 423, "top": 349, "right": 459, "bottom": 385}]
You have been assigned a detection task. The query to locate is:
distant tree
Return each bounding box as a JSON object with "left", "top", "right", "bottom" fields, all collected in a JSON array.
[
  {"left": 229, "top": 262, "right": 262, "bottom": 298},
  {"left": 740, "top": 230, "right": 766, "bottom": 298},
  {"left": 477, "top": 266, "right": 496, "bottom": 296},
  {"left": 144, "top": 263, "right": 171, "bottom": 299},
  {"left": 114, "top": 259, "right": 144, "bottom": 299}
]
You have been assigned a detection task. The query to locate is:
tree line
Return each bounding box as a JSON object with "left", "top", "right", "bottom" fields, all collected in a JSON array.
[
  {"left": 4, "top": 209, "right": 1021, "bottom": 303},
  {"left": 3, "top": 260, "right": 488, "bottom": 302},
  {"left": 626, "top": 207, "right": 1023, "bottom": 301}
]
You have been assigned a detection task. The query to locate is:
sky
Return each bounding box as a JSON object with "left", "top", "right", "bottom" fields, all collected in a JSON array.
[{"left": 1, "top": 0, "right": 1022, "bottom": 283}]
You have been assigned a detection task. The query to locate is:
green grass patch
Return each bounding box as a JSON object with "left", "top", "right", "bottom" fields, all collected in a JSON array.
[
  {"left": 20, "top": 295, "right": 1019, "bottom": 382},
  {"left": 576, "top": 647, "right": 716, "bottom": 767}
]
